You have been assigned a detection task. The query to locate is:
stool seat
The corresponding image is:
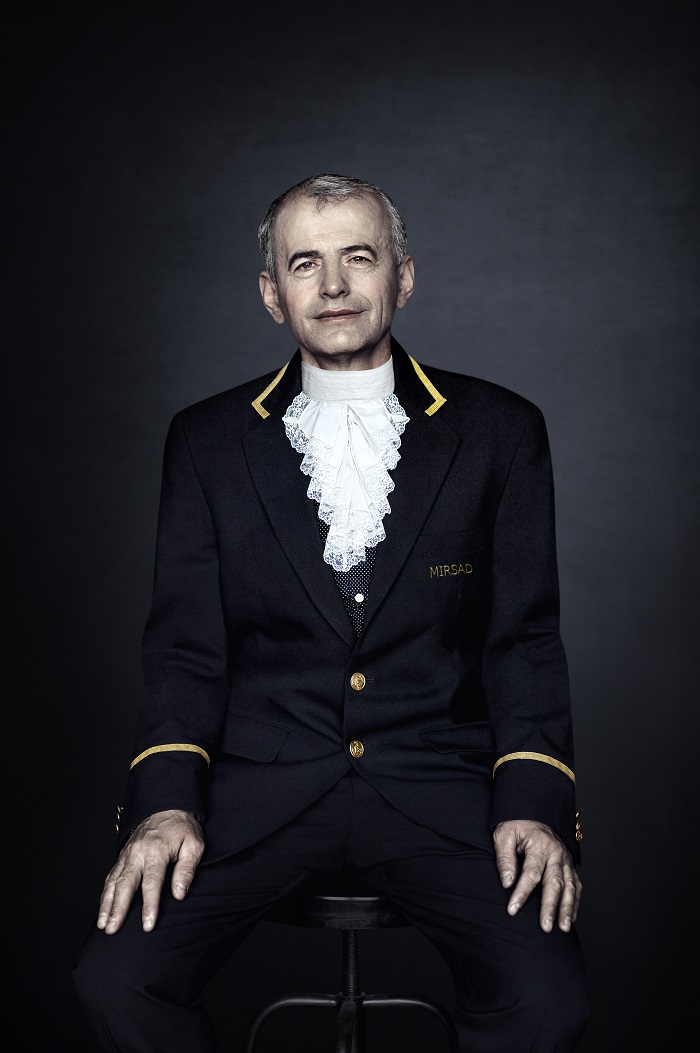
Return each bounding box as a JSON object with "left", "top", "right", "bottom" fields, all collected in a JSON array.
[
  {"left": 242, "top": 870, "right": 458, "bottom": 1053},
  {"left": 264, "top": 872, "right": 410, "bottom": 930}
]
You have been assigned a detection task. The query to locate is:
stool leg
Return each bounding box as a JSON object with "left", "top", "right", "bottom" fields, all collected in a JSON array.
[
  {"left": 363, "top": 994, "right": 459, "bottom": 1052},
  {"left": 337, "top": 930, "right": 365, "bottom": 1053},
  {"left": 241, "top": 993, "right": 337, "bottom": 1053},
  {"left": 335, "top": 999, "right": 359, "bottom": 1053},
  {"left": 342, "top": 930, "right": 360, "bottom": 997}
]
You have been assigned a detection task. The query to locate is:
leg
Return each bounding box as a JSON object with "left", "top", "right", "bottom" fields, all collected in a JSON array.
[
  {"left": 72, "top": 853, "right": 307, "bottom": 1053},
  {"left": 358, "top": 848, "right": 590, "bottom": 1053},
  {"left": 73, "top": 777, "right": 354, "bottom": 1052}
]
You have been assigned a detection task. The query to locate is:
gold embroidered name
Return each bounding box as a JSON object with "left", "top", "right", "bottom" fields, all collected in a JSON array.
[{"left": 429, "top": 563, "right": 473, "bottom": 578}]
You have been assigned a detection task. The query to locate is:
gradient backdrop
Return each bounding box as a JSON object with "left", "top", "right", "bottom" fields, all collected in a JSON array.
[{"left": 8, "top": 2, "right": 698, "bottom": 1050}]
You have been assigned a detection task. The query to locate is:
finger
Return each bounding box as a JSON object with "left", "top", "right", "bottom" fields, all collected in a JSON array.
[
  {"left": 493, "top": 827, "right": 519, "bottom": 888},
  {"left": 572, "top": 873, "right": 583, "bottom": 923},
  {"left": 139, "top": 859, "right": 169, "bottom": 932},
  {"left": 507, "top": 859, "right": 545, "bottom": 917},
  {"left": 171, "top": 854, "right": 200, "bottom": 900},
  {"left": 538, "top": 858, "right": 566, "bottom": 932},
  {"left": 556, "top": 864, "right": 578, "bottom": 932},
  {"left": 96, "top": 867, "right": 122, "bottom": 930},
  {"left": 103, "top": 862, "right": 145, "bottom": 935}
]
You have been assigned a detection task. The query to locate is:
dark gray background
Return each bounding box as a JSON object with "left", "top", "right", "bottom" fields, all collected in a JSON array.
[{"left": 8, "top": 2, "right": 698, "bottom": 1049}]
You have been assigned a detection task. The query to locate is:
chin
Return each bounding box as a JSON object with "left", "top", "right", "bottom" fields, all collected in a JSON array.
[{"left": 311, "top": 342, "right": 368, "bottom": 359}]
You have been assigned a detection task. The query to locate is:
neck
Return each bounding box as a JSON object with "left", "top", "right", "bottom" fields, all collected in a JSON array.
[{"left": 299, "top": 340, "right": 392, "bottom": 372}]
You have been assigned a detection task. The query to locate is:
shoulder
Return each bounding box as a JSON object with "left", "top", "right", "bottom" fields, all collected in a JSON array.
[
  {"left": 169, "top": 364, "right": 286, "bottom": 436},
  {"left": 417, "top": 360, "right": 545, "bottom": 431}
]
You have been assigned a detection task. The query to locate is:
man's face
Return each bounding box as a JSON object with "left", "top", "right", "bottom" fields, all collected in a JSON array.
[{"left": 259, "top": 193, "right": 414, "bottom": 369}]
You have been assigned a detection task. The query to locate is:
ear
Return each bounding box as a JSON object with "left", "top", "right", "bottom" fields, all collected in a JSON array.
[
  {"left": 259, "top": 272, "right": 286, "bottom": 325},
  {"left": 396, "top": 256, "right": 415, "bottom": 309}
]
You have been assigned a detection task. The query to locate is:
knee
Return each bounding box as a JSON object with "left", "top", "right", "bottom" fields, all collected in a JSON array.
[
  {"left": 523, "top": 967, "right": 590, "bottom": 1046},
  {"left": 553, "top": 992, "right": 589, "bottom": 1042},
  {"left": 454, "top": 983, "right": 589, "bottom": 1053},
  {"left": 72, "top": 938, "right": 131, "bottom": 1029},
  {"left": 72, "top": 951, "right": 110, "bottom": 1021},
  {"left": 451, "top": 944, "right": 590, "bottom": 1052}
]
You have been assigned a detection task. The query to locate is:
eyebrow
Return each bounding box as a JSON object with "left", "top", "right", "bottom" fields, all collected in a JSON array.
[{"left": 287, "top": 244, "right": 379, "bottom": 270}]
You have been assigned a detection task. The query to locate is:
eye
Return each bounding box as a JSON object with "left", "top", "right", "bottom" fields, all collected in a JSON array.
[{"left": 347, "top": 255, "right": 372, "bottom": 266}]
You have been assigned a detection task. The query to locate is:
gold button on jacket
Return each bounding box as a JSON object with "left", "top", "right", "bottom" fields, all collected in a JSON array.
[
  {"left": 349, "top": 739, "right": 365, "bottom": 758},
  {"left": 350, "top": 672, "right": 366, "bottom": 691}
]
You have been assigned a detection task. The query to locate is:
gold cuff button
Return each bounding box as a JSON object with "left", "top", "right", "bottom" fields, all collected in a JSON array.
[
  {"left": 349, "top": 739, "right": 365, "bottom": 758},
  {"left": 350, "top": 672, "right": 366, "bottom": 691},
  {"left": 575, "top": 810, "right": 583, "bottom": 843}
]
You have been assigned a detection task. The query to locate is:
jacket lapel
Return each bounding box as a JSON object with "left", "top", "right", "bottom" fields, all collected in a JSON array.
[
  {"left": 242, "top": 351, "right": 356, "bottom": 646},
  {"left": 242, "top": 342, "right": 461, "bottom": 647},
  {"left": 359, "top": 343, "right": 462, "bottom": 636}
]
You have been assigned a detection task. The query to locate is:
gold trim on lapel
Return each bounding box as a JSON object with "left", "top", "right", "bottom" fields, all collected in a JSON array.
[
  {"left": 251, "top": 362, "right": 290, "bottom": 419},
  {"left": 408, "top": 356, "right": 447, "bottom": 416}
]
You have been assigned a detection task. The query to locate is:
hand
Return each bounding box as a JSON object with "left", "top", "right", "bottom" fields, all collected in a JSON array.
[
  {"left": 97, "top": 809, "right": 204, "bottom": 935},
  {"left": 493, "top": 819, "right": 582, "bottom": 933}
]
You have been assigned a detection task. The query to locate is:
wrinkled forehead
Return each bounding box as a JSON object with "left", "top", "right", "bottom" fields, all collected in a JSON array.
[{"left": 272, "top": 193, "right": 392, "bottom": 264}]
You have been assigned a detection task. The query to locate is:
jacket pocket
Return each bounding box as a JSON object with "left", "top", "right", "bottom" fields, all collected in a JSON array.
[
  {"left": 419, "top": 720, "right": 495, "bottom": 753},
  {"left": 221, "top": 710, "right": 289, "bottom": 762},
  {"left": 415, "top": 528, "right": 485, "bottom": 588},
  {"left": 416, "top": 526, "right": 484, "bottom": 552}
]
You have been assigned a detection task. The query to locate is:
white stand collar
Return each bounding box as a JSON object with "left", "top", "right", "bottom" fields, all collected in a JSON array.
[{"left": 300, "top": 356, "right": 395, "bottom": 402}]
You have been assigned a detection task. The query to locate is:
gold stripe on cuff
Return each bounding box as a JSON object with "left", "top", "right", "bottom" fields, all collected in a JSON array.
[
  {"left": 251, "top": 362, "right": 290, "bottom": 419},
  {"left": 493, "top": 752, "right": 575, "bottom": 784},
  {"left": 130, "top": 743, "right": 211, "bottom": 770},
  {"left": 408, "top": 356, "right": 447, "bottom": 416}
]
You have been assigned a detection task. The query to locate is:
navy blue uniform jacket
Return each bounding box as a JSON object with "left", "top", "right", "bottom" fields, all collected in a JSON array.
[{"left": 117, "top": 341, "right": 581, "bottom": 863}]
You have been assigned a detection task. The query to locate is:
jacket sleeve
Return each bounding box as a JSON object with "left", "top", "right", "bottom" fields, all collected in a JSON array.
[
  {"left": 116, "top": 412, "right": 230, "bottom": 851},
  {"left": 483, "top": 404, "right": 581, "bottom": 861}
]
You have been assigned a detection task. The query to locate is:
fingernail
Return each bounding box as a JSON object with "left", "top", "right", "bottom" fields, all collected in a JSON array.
[
  {"left": 143, "top": 916, "right": 154, "bottom": 932},
  {"left": 508, "top": 902, "right": 519, "bottom": 915},
  {"left": 501, "top": 871, "right": 513, "bottom": 886},
  {"left": 543, "top": 918, "right": 553, "bottom": 932},
  {"left": 562, "top": 919, "right": 571, "bottom": 931}
]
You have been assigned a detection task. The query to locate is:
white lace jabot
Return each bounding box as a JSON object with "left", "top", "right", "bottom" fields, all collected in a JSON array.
[{"left": 282, "top": 356, "right": 409, "bottom": 572}]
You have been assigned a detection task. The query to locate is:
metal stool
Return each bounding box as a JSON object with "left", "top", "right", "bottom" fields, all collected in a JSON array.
[{"left": 242, "top": 870, "right": 458, "bottom": 1052}]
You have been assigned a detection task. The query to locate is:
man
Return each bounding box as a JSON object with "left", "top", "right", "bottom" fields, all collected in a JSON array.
[{"left": 73, "top": 173, "right": 589, "bottom": 1051}]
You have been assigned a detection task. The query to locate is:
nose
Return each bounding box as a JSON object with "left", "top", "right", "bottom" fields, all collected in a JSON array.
[{"left": 319, "top": 260, "right": 349, "bottom": 299}]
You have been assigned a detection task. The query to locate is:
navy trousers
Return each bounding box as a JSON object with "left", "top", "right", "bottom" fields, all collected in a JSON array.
[{"left": 73, "top": 771, "right": 589, "bottom": 1052}]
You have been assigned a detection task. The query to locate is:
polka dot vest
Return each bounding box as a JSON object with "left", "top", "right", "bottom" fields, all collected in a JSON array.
[{"left": 317, "top": 507, "right": 376, "bottom": 635}]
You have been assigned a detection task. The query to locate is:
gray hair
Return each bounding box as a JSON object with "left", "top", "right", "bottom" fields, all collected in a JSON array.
[{"left": 258, "top": 173, "right": 408, "bottom": 281}]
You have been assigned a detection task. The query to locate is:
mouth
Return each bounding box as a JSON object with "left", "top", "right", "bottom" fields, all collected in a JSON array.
[{"left": 316, "top": 310, "right": 361, "bottom": 320}]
